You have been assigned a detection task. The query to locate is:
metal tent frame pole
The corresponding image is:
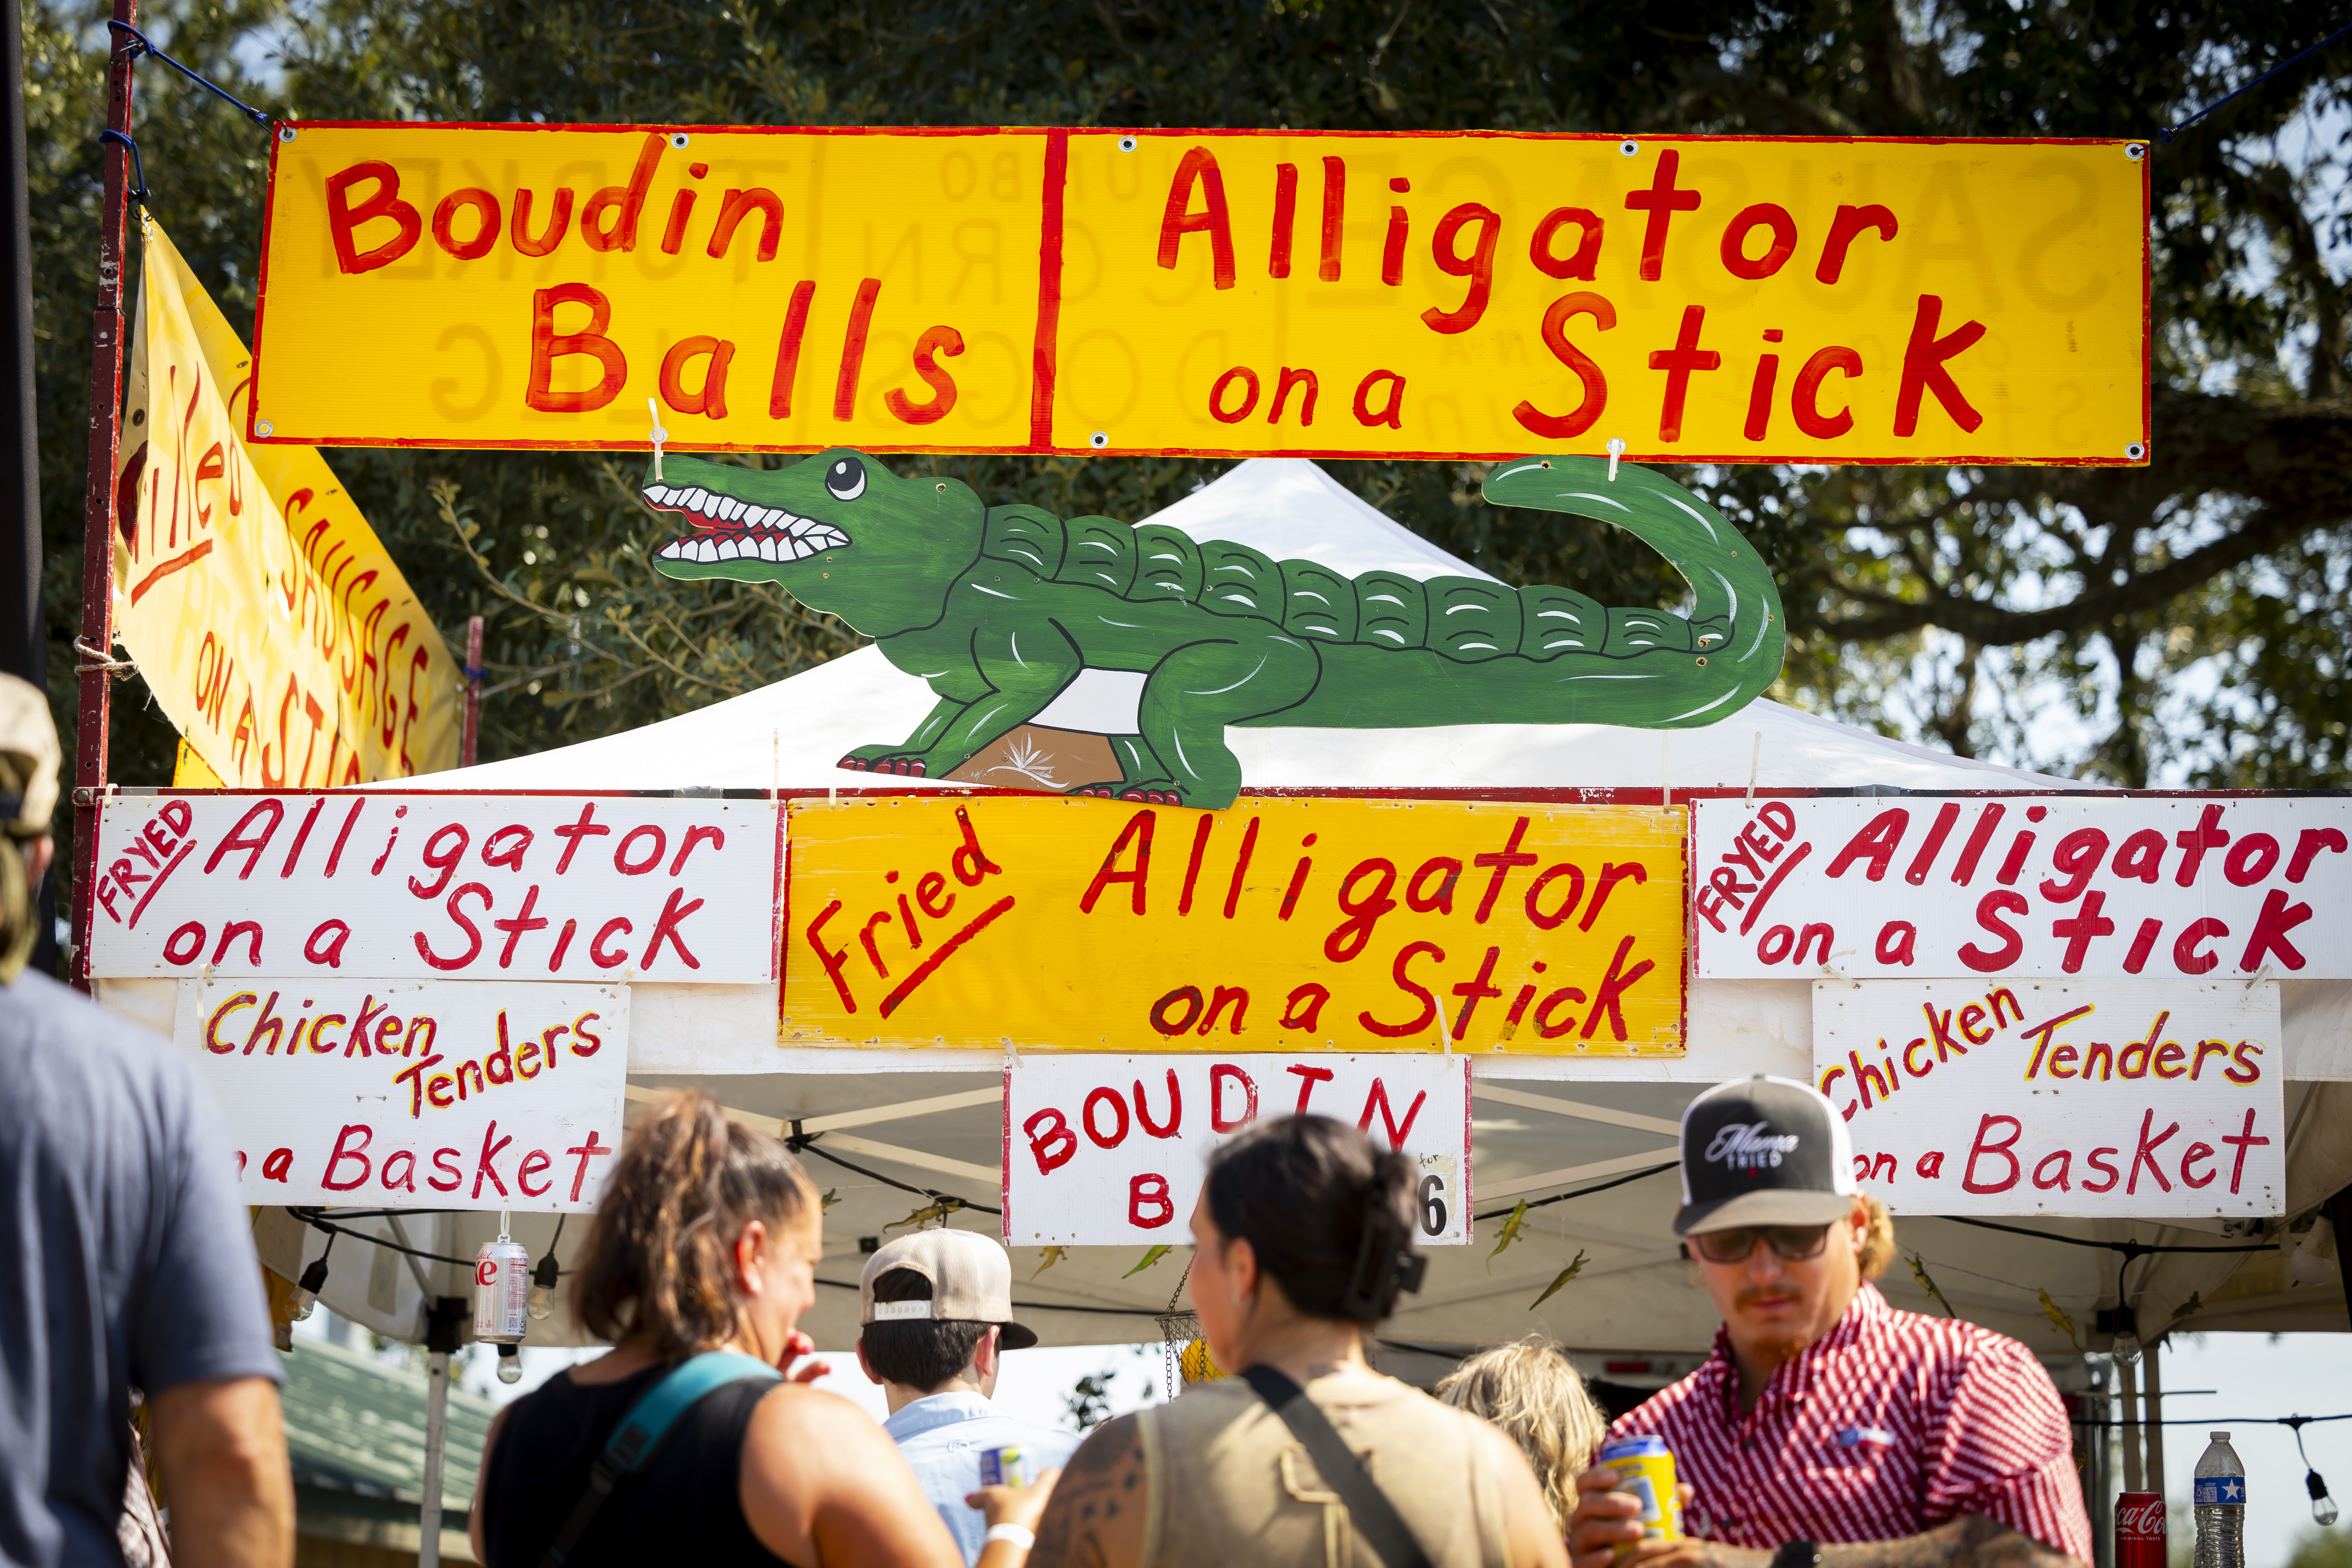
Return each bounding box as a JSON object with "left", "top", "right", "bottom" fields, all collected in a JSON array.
[{"left": 68, "top": 0, "right": 139, "bottom": 992}]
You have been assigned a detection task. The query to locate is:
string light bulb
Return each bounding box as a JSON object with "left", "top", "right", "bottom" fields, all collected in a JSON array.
[
  {"left": 530, "top": 1251, "right": 560, "bottom": 1322},
  {"left": 2293, "top": 1419, "right": 2338, "bottom": 1527},
  {"left": 496, "top": 1344, "right": 523, "bottom": 1385},
  {"left": 291, "top": 1237, "right": 334, "bottom": 1323}
]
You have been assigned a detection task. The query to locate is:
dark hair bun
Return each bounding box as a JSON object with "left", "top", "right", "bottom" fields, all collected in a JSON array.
[{"left": 1203, "top": 1115, "right": 1424, "bottom": 1324}]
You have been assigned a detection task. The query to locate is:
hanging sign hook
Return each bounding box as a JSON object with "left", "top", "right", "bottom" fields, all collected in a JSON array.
[
  {"left": 646, "top": 397, "right": 669, "bottom": 483},
  {"left": 1606, "top": 436, "right": 1626, "bottom": 481}
]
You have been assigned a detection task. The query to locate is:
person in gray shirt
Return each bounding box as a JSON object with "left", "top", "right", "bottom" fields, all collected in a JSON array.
[{"left": 0, "top": 675, "right": 291, "bottom": 1566}]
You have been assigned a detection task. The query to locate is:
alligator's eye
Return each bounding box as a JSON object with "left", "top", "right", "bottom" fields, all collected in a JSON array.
[{"left": 825, "top": 456, "right": 867, "bottom": 501}]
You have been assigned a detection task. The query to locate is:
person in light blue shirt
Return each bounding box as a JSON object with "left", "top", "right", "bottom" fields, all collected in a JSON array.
[{"left": 856, "top": 1229, "right": 1081, "bottom": 1565}]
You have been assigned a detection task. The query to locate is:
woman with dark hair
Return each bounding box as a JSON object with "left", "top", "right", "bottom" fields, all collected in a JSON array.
[
  {"left": 471, "top": 1090, "right": 1044, "bottom": 1568},
  {"left": 1027, "top": 1115, "right": 1567, "bottom": 1568}
]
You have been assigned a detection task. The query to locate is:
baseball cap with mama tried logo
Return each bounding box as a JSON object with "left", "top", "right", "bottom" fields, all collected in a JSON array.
[{"left": 1673, "top": 1074, "right": 1856, "bottom": 1236}]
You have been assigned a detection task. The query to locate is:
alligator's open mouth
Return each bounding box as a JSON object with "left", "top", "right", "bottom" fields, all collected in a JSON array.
[{"left": 643, "top": 482, "right": 849, "bottom": 565}]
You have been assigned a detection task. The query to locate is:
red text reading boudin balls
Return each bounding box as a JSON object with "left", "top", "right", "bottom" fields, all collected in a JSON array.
[
  {"left": 315, "top": 138, "right": 1998, "bottom": 446},
  {"left": 1021, "top": 1061, "right": 1429, "bottom": 1228}
]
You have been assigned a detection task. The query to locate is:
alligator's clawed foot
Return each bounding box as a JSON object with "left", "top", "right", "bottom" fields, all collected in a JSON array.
[
  {"left": 1066, "top": 784, "right": 1125, "bottom": 799},
  {"left": 838, "top": 753, "right": 927, "bottom": 777},
  {"left": 1110, "top": 779, "right": 1187, "bottom": 806}
]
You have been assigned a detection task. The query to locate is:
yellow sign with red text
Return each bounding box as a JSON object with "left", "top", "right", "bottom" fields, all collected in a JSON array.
[
  {"left": 253, "top": 126, "right": 2147, "bottom": 465},
  {"left": 781, "top": 796, "right": 1685, "bottom": 1055},
  {"left": 119, "top": 222, "right": 457, "bottom": 786}
]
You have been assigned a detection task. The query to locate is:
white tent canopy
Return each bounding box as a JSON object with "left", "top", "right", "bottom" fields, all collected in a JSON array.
[{"left": 156, "top": 458, "right": 2342, "bottom": 1361}]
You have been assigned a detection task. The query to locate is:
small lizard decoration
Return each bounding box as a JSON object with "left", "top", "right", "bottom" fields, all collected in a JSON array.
[{"left": 647, "top": 448, "right": 1785, "bottom": 810}]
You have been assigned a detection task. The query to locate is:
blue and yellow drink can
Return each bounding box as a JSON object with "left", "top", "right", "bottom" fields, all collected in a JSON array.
[
  {"left": 979, "top": 1445, "right": 1035, "bottom": 1488},
  {"left": 1598, "top": 1435, "right": 1681, "bottom": 1560}
]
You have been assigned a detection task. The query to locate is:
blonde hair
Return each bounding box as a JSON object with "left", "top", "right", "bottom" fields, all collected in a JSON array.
[
  {"left": 1858, "top": 1194, "right": 1895, "bottom": 1281},
  {"left": 1435, "top": 1336, "right": 1608, "bottom": 1535},
  {"left": 573, "top": 1090, "right": 814, "bottom": 1361}
]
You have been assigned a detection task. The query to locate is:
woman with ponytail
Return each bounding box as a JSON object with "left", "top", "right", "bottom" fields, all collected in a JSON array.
[
  {"left": 472, "top": 1090, "right": 1028, "bottom": 1568},
  {"left": 1025, "top": 1115, "right": 1567, "bottom": 1568}
]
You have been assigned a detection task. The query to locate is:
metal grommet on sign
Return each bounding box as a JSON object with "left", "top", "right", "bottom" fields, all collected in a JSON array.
[
  {"left": 2126, "top": 441, "right": 2148, "bottom": 461},
  {"left": 1090, "top": 431, "right": 1110, "bottom": 449},
  {"left": 278, "top": 125, "right": 296, "bottom": 142},
  {"left": 1620, "top": 140, "right": 1639, "bottom": 156},
  {"left": 1118, "top": 135, "right": 1138, "bottom": 153},
  {"left": 255, "top": 420, "right": 274, "bottom": 438},
  {"left": 2125, "top": 143, "right": 2147, "bottom": 161},
  {"left": 670, "top": 132, "right": 691, "bottom": 150}
]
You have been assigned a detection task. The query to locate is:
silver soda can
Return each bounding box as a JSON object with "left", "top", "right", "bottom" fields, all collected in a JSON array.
[
  {"left": 979, "top": 1446, "right": 1034, "bottom": 1488},
  {"left": 474, "top": 1238, "right": 531, "bottom": 1344}
]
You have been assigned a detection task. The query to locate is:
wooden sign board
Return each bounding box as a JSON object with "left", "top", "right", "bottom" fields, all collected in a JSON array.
[
  {"left": 782, "top": 795, "right": 1686, "bottom": 1055},
  {"left": 88, "top": 792, "right": 778, "bottom": 984},
  {"left": 1814, "top": 978, "right": 2284, "bottom": 1217},
  {"left": 1693, "top": 796, "right": 2351, "bottom": 980},
  {"left": 253, "top": 126, "right": 2148, "bottom": 464},
  {"left": 1003, "top": 1053, "right": 1471, "bottom": 1245},
  {"left": 175, "top": 976, "right": 628, "bottom": 1211}
]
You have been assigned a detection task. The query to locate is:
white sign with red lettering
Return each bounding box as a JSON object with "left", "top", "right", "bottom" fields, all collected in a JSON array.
[
  {"left": 1002, "top": 1055, "right": 1472, "bottom": 1246},
  {"left": 1694, "top": 796, "right": 2351, "bottom": 980},
  {"left": 89, "top": 793, "right": 777, "bottom": 982},
  {"left": 1813, "top": 979, "right": 2284, "bottom": 1217},
  {"left": 176, "top": 976, "right": 627, "bottom": 1210}
]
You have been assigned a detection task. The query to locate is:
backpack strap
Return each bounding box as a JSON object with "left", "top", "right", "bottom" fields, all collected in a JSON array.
[
  {"left": 537, "top": 1351, "right": 781, "bottom": 1568},
  {"left": 1240, "top": 1365, "right": 1435, "bottom": 1568}
]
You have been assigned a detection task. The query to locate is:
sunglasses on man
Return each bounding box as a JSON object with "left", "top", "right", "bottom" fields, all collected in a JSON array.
[{"left": 1687, "top": 1223, "right": 1835, "bottom": 1264}]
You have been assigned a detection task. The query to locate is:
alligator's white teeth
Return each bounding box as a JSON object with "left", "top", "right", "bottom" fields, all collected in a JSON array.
[
  {"left": 753, "top": 506, "right": 781, "bottom": 526},
  {"left": 657, "top": 541, "right": 682, "bottom": 559},
  {"left": 757, "top": 536, "right": 779, "bottom": 562},
  {"left": 783, "top": 514, "right": 813, "bottom": 537},
  {"left": 683, "top": 487, "right": 709, "bottom": 510},
  {"left": 696, "top": 539, "right": 719, "bottom": 563},
  {"left": 808, "top": 528, "right": 847, "bottom": 549},
  {"left": 711, "top": 539, "right": 737, "bottom": 560},
  {"left": 788, "top": 537, "right": 815, "bottom": 560},
  {"left": 643, "top": 487, "right": 669, "bottom": 504}
]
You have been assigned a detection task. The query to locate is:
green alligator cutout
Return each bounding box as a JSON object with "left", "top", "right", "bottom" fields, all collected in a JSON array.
[{"left": 645, "top": 449, "right": 1784, "bottom": 809}]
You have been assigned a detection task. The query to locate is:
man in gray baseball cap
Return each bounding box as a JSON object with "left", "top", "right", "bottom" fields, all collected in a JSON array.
[
  {"left": 1565, "top": 1075, "right": 2091, "bottom": 1568},
  {"left": 857, "top": 1228, "right": 1078, "bottom": 1565}
]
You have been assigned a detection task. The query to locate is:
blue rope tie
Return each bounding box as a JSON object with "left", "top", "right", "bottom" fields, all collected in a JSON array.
[
  {"left": 106, "top": 20, "right": 274, "bottom": 131},
  {"left": 2159, "top": 21, "right": 2352, "bottom": 144}
]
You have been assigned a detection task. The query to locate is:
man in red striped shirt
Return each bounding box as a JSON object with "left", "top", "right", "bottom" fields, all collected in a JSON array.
[{"left": 1568, "top": 1076, "right": 2093, "bottom": 1568}]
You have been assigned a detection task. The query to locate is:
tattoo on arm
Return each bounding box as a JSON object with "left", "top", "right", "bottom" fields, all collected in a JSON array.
[
  {"left": 1030, "top": 1415, "right": 1146, "bottom": 1568},
  {"left": 1807, "top": 1515, "right": 2082, "bottom": 1568}
]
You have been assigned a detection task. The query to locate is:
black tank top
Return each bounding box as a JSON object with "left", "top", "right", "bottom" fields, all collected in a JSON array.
[{"left": 479, "top": 1363, "right": 806, "bottom": 1568}]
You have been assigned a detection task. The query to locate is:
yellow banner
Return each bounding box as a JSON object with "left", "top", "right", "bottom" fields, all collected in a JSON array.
[
  {"left": 118, "top": 221, "right": 458, "bottom": 786},
  {"left": 781, "top": 796, "right": 1685, "bottom": 1054},
  {"left": 254, "top": 125, "right": 2147, "bottom": 465}
]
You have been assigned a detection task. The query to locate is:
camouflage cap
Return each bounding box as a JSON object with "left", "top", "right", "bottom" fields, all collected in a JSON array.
[{"left": 0, "top": 674, "right": 61, "bottom": 838}]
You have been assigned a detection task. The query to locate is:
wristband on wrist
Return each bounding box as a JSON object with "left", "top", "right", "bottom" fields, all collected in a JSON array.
[
  {"left": 1772, "top": 1541, "right": 1821, "bottom": 1568},
  {"left": 985, "top": 1523, "right": 1037, "bottom": 1550}
]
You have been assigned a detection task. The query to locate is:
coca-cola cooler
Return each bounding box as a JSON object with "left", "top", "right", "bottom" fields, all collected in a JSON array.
[{"left": 2115, "top": 1492, "right": 2166, "bottom": 1568}]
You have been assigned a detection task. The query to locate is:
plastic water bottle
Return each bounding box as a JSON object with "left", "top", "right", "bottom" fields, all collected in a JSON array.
[{"left": 2193, "top": 1430, "right": 2246, "bottom": 1568}]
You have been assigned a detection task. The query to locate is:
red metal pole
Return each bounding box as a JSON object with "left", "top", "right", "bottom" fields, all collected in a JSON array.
[
  {"left": 461, "top": 614, "right": 483, "bottom": 769},
  {"left": 69, "top": 0, "right": 137, "bottom": 992}
]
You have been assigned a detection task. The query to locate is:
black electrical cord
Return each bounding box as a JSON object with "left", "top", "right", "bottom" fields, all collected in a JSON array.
[
  {"left": 1474, "top": 1161, "right": 1676, "bottom": 1223},
  {"left": 789, "top": 1132, "right": 1002, "bottom": 1217},
  {"left": 1941, "top": 1215, "right": 2277, "bottom": 1258},
  {"left": 287, "top": 1208, "right": 477, "bottom": 1268},
  {"left": 2071, "top": 1412, "right": 2351, "bottom": 1429},
  {"left": 812, "top": 1277, "right": 1160, "bottom": 1317}
]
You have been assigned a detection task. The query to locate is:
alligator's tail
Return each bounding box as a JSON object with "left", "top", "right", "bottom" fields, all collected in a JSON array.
[{"left": 1264, "top": 454, "right": 1786, "bottom": 732}]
